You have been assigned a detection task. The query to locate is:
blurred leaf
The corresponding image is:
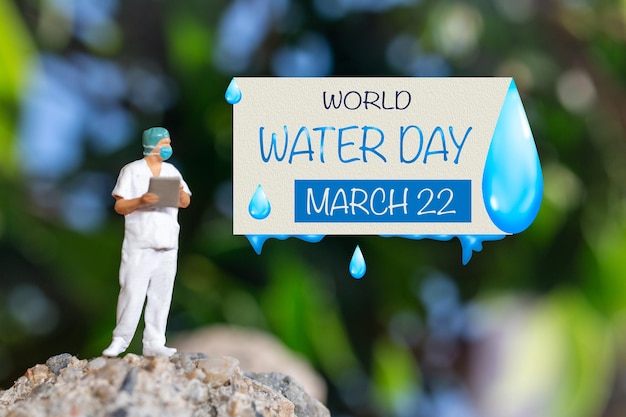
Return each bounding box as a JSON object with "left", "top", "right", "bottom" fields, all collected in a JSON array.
[
  {"left": 166, "top": 12, "right": 213, "bottom": 76},
  {"left": 472, "top": 290, "right": 614, "bottom": 417},
  {"left": 372, "top": 338, "right": 421, "bottom": 415},
  {"left": 582, "top": 204, "right": 626, "bottom": 315},
  {"left": 261, "top": 247, "right": 359, "bottom": 378},
  {"left": 0, "top": 0, "right": 34, "bottom": 176},
  {"left": 551, "top": 290, "right": 614, "bottom": 417}
]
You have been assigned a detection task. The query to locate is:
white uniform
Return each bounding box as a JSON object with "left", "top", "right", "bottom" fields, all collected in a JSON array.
[{"left": 110, "top": 159, "right": 191, "bottom": 348}]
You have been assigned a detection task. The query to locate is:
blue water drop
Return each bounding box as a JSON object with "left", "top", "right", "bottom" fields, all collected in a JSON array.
[
  {"left": 457, "top": 235, "right": 505, "bottom": 265},
  {"left": 249, "top": 233, "right": 505, "bottom": 269},
  {"left": 225, "top": 78, "right": 242, "bottom": 104},
  {"left": 246, "top": 234, "right": 325, "bottom": 255},
  {"left": 483, "top": 80, "right": 543, "bottom": 234},
  {"left": 248, "top": 185, "right": 271, "bottom": 220},
  {"left": 350, "top": 245, "right": 366, "bottom": 279},
  {"left": 246, "top": 235, "right": 271, "bottom": 254},
  {"left": 386, "top": 234, "right": 505, "bottom": 265}
]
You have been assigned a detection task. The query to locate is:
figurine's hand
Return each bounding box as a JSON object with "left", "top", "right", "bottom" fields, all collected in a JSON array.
[
  {"left": 179, "top": 186, "right": 191, "bottom": 208},
  {"left": 141, "top": 192, "right": 159, "bottom": 206},
  {"left": 114, "top": 193, "right": 160, "bottom": 215}
]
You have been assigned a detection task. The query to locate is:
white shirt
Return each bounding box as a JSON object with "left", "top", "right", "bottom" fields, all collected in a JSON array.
[{"left": 112, "top": 159, "right": 191, "bottom": 250}]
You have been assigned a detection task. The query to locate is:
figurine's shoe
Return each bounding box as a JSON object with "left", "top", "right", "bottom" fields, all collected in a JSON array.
[
  {"left": 142, "top": 343, "right": 177, "bottom": 357},
  {"left": 103, "top": 337, "right": 129, "bottom": 357}
]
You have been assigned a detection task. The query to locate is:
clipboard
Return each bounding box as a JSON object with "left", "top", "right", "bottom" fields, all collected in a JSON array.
[{"left": 148, "top": 177, "right": 180, "bottom": 208}]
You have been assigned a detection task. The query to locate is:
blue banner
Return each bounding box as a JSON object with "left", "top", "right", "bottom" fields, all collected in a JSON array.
[{"left": 295, "top": 179, "right": 471, "bottom": 223}]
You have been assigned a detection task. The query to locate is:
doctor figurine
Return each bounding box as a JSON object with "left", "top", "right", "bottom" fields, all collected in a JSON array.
[{"left": 103, "top": 127, "right": 191, "bottom": 357}]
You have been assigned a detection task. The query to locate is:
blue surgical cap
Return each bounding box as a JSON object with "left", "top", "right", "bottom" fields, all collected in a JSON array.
[{"left": 142, "top": 127, "right": 170, "bottom": 155}]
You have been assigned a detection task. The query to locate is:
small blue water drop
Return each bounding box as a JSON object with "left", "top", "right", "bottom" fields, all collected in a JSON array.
[
  {"left": 225, "top": 78, "right": 242, "bottom": 104},
  {"left": 483, "top": 80, "right": 543, "bottom": 234},
  {"left": 248, "top": 185, "right": 271, "bottom": 220},
  {"left": 245, "top": 234, "right": 325, "bottom": 255},
  {"left": 384, "top": 234, "right": 506, "bottom": 265},
  {"left": 246, "top": 235, "right": 271, "bottom": 254},
  {"left": 457, "top": 235, "right": 505, "bottom": 265},
  {"left": 349, "top": 245, "right": 366, "bottom": 279}
]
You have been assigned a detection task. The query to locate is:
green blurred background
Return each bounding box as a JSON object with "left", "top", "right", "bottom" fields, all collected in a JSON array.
[{"left": 1, "top": 0, "right": 626, "bottom": 416}]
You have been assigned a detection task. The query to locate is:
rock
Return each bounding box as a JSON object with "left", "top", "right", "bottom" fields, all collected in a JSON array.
[
  {"left": 247, "top": 373, "right": 331, "bottom": 417},
  {"left": 176, "top": 352, "right": 209, "bottom": 373},
  {"left": 197, "top": 356, "right": 240, "bottom": 387},
  {"left": 0, "top": 353, "right": 330, "bottom": 417},
  {"left": 45, "top": 353, "right": 73, "bottom": 376},
  {"left": 173, "top": 325, "right": 327, "bottom": 402}
]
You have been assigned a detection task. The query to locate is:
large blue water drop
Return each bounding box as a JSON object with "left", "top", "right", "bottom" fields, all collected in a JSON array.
[
  {"left": 248, "top": 185, "right": 271, "bottom": 220},
  {"left": 482, "top": 80, "right": 543, "bottom": 234},
  {"left": 225, "top": 78, "right": 242, "bottom": 104},
  {"left": 350, "top": 245, "right": 366, "bottom": 279}
]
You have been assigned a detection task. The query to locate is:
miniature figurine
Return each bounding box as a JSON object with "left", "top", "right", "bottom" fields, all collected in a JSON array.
[{"left": 103, "top": 127, "right": 191, "bottom": 358}]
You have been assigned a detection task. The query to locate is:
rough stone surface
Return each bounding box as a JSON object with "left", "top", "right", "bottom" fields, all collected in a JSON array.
[
  {"left": 248, "top": 373, "right": 330, "bottom": 417},
  {"left": 173, "top": 325, "right": 327, "bottom": 401},
  {"left": 0, "top": 353, "right": 330, "bottom": 417}
]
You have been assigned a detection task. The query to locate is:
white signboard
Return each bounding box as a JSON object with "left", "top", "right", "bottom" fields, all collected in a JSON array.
[{"left": 229, "top": 77, "right": 542, "bottom": 239}]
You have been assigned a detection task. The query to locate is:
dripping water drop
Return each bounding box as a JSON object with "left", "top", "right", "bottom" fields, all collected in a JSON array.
[{"left": 350, "top": 245, "right": 366, "bottom": 279}]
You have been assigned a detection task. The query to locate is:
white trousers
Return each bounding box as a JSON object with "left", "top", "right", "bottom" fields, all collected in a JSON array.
[{"left": 112, "top": 246, "right": 177, "bottom": 347}]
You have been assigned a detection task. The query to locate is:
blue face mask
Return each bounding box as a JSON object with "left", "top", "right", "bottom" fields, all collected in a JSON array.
[
  {"left": 144, "top": 144, "right": 173, "bottom": 160},
  {"left": 158, "top": 146, "right": 173, "bottom": 161}
]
